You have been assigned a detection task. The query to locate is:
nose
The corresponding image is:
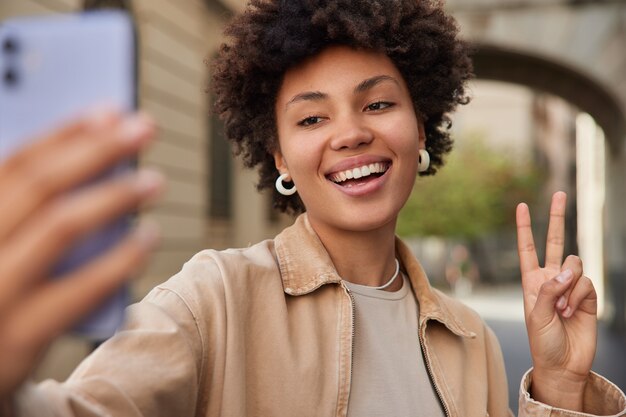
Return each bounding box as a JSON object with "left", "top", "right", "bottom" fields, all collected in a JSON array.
[{"left": 329, "top": 115, "right": 374, "bottom": 151}]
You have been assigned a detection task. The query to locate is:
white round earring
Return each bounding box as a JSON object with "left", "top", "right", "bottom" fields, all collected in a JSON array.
[
  {"left": 275, "top": 173, "right": 297, "bottom": 196},
  {"left": 418, "top": 149, "right": 430, "bottom": 172}
]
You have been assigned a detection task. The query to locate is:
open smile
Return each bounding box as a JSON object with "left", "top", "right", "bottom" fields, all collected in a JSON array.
[{"left": 327, "top": 162, "right": 390, "bottom": 187}]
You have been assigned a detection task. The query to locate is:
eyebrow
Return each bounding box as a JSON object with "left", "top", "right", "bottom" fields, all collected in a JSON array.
[
  {"left": 354, "top": 75, "right": 399, "bottom": 94},
  {"left": 285, "top": 91, "right": 328, "bottom": 108},
  {"left": 285, "top": 75, "right": 399, "bottom": 110}
]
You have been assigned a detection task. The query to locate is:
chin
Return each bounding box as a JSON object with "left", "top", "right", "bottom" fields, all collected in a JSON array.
[
  {"left": 334, "top": 208, "right": 399, "bottom": 234},
  {"left": 305, "top": 195, "right": 406, "bottom": 235}
]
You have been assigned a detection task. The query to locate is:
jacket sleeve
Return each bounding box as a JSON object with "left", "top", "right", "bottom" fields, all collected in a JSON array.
[
  {"left": 518, "top": 369, "right": 626, "bottom": 416},
  {"left": 9, "top": 285, "right": 205, "bottom": 417}
]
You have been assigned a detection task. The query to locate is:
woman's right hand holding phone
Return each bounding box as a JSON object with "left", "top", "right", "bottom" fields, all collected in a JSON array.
[{"left": 0, "top": 110, "right": 163, "bottom": 399}]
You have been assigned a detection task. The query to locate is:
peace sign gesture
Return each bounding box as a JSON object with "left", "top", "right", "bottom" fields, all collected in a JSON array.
[{"left": 516, "top": 192, "right": 597, "bottom": 411}]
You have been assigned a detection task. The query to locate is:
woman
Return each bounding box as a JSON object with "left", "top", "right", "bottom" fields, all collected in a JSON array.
[{"left": 2, "top": 0, "right": 625, "bottom": 416}]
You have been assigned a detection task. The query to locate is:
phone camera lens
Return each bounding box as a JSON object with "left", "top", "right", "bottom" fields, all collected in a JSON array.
[
  {"left": 2, "top": 38, "right": 18, "bottom": 54},
  {"left": 3, "top": 68, "right": 18, "bottom": 87}
]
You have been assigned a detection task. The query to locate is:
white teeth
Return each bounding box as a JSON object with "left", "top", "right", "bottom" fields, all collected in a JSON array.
[{"left": 329, "top": 162, "right": 388, "bottom": 184}]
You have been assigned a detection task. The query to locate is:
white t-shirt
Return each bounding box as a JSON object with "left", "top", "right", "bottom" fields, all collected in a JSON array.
[{"left": 344, "top": 274, "right": 446, "bottom": 417}]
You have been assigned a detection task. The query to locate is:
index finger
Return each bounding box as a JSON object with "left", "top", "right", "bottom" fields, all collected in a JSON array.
[
  {"left": 0, "top": 112, "right": 154, "bottom": 241},
  {"left": 516, "top": 202, "right": 540, "bottom": 274},
  {"left": 0, "top": 109, "right": 119, "bottom": 180}
]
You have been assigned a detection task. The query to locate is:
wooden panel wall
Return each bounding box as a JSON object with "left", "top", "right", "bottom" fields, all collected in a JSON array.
[{"left": 133, "top": 0, "right": 224, "bottom": 296}]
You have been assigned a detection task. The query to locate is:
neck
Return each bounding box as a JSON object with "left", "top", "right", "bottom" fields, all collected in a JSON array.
[{"left": 309, "top": 217, "right": 400, "bottom": 291}]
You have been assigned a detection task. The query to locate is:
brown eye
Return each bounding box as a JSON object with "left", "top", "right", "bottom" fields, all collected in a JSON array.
[
  {"left": 298, "top": 116, "right": 323, "bottom": 126},
  {"left": 366, "top": 101, "right": 393, "bottom": 111}
]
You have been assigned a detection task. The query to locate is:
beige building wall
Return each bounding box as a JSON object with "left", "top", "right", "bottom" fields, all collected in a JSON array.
[
  {"left": 133, "top": 0, "right": 225, "bottom": 297},
  {"left": 1, "top": 0, "right": 290, "bottom": 381}
]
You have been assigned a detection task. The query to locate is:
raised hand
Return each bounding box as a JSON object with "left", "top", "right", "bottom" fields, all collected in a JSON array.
[
  {"left": 516, "top": 192, "right": 597, "bottom": 411},
  {"left": 0, "top": 110, "right": 163, "bottom": 399}
]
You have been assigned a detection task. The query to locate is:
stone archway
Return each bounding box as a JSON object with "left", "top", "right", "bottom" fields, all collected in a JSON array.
[
  {"left": 448, "top": 0, "right": 626, "bottom": 329},
  {"left": 473, "top": 44, "right": 625, "bottom": 151}
]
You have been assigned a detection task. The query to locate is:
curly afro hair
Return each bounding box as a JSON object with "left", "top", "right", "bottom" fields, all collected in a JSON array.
[{"left": 211, "top": 0, "right": 473, "bottom": 214}]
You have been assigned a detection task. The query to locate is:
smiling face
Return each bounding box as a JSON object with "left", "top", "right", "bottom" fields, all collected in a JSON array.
[{"left": 274, "top": 46, "right": 424, "bottom": 235}]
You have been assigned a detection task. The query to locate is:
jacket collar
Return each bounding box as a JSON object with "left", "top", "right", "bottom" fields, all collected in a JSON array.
[
  {"left": 395, "top": 238, "right": 476, "bottom": 338},
  {"left": 274, "top": 214, "right": 475, "bottom": 339},
  {"left": 274, "top": 214, "right": 343, "bottom": 296}
]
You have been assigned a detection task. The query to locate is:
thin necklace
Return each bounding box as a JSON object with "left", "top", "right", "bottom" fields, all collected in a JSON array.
[{"left": 372, "top": 259, "right": 400, "bottom": 290}]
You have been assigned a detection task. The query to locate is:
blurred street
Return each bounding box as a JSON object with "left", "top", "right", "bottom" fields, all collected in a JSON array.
[
  {"left": 4, "top": 1, "right": 625, "bottom": 412},
  {"left": 455, "top": 285, "right": 626, "bottom": 414}
]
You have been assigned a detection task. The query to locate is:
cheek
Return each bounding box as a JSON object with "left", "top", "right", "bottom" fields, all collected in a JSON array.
[
  {"left": 385, "top": 119, "right": 421, "bottom": 154},
  {"left": 280, "top": 134, "right": 326, "bottom": 179},
  {"left": 385, "top": 118, "right": 421, "bottom": 181}
]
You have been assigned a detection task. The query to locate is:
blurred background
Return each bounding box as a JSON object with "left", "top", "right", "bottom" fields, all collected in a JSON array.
[{"left": 1, "top": 0, "right": 625, "bottom": 413}]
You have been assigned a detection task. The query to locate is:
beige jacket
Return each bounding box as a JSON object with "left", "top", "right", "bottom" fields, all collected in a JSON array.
[{"left": 12, "top": 214, "right": 626, "bottom": 417}]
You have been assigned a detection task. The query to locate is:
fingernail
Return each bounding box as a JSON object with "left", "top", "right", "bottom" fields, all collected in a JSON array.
[
  {"left": 134, "top": 222, "right": 160, "bottom": 250},
  {"left": 557, "top": 295, "right": 567, "bottom": 310},
  {"left": 556, "top": 269, "right": 573, "bottom": 284},
  {"left": 563, "top": 306, "right": 573, "bottom": 318},
  {"left": 134, "top": 170, "right": 165, "bottom": 197},
  {"left": 119, "top": 113, "right": 154, "bottom": 145},
  {"left": 85, "top": 107, "right": 118, "bottom": 130}
]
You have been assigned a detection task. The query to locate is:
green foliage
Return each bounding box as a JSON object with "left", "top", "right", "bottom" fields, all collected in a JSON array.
[{"left": 397, "top": 137, "right": 542, "bottom": 238}]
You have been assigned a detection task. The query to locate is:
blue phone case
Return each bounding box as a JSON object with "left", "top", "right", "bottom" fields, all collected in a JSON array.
[{"left": 0, "top": 11, "right": 136, "bottom": 340}]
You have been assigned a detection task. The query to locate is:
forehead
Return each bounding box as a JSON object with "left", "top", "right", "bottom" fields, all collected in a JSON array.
[{"left": 277, "top": 46, "right": 406, "bottom": 101}]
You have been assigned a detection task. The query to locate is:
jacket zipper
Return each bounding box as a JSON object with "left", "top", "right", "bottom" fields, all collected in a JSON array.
[
  {"left": 344, "top": 285, "right": 356, "bottom": 416},
  {"left": 419, "top": 319, "right": 451, "bottom": 417}
]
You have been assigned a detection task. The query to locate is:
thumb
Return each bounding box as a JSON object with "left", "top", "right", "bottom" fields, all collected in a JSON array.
[{"left": 530, "top": 269, "right": 574, "bottom": 326}]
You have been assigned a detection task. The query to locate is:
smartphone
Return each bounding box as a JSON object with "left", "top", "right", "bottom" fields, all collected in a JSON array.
[{"left": 0, "top": 10, "right": 136, "bottom": 340}]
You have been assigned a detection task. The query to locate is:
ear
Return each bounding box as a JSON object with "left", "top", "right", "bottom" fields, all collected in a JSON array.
[
  {"left": 273, "top": 150, "right": 289, "bottom": 177},
  {"left": 418, "top": 120, "right": 426, "bottom": 149}
]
